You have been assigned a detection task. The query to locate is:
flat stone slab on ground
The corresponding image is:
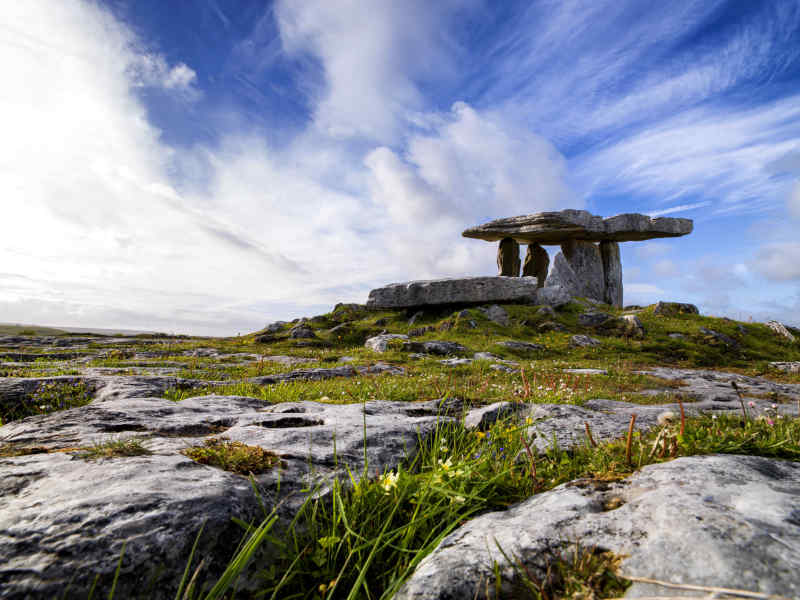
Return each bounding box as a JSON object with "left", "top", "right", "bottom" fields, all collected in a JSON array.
[
  {"left": 366, "top": 277, "right": 571, "bottom": 309},
  {"left": 462, "top": 209, "right": 692, "bottom": 244},
  {"left": 395, "top": 454, "right": 800, "bottom": 599}
]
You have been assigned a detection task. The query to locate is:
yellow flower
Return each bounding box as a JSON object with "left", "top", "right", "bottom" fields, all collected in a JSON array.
[
  {"left": 378, "top": 470, "right": 399, "bottom": 494},
  {"left": 475, "top": 431, "right": 486, "bottom": 439},
  {"left": 451, "top": 495, "right": 465, "bottom": 504}
]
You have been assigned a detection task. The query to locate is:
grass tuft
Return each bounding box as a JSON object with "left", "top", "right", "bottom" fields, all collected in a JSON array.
[{"left": 182, "top": 437, "right": 282, "bottom": 475}]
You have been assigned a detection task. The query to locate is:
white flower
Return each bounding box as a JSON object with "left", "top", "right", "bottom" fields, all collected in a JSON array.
[
  {"left": 378, "top": 471, "right": 399, "bottom": 494},
  {"left": 657, "top": 411, "right": 677, "bottom": 426}
]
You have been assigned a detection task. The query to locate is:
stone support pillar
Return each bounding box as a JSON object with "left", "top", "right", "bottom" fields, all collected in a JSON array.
[
  {"left": 523, "top": 243, "right": 549, "bottom": 288},
  {"left": 497, "top": 237, "right": 521, "bottom": 277},
  {"left": 600, "top": 240, "right": 623, "bottom": 307},
  {"left": 560, "top": 240, "right": 604, "bottom": 301}
]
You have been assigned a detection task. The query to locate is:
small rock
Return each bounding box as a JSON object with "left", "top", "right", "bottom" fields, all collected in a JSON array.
[
  {"left": 668, "top": 333, "right": 687, "bottom": 340},
  {"left": 401, "top": 341, "right": 468, "bottom": 356},
  {"left": 264, "top": 321, "right": 288, "bottom": 333},
  {"left": 456, "top": 309, "right": 471, "bottom": 318},
  {"left": 490, "top": 364, "right": 516, "bottom": 373},
  {"left": 537, "top": 321, "right": 568, "bottom": 333},
  {"left": 495, "top": 341, "right": 545, "bottom": 353},
  {"left": 699, "top": 327, "right": 738, "bottom": 349},
  {"left": 769, "top": 361, "right": 800, "bottom": 374},
  {"left": 408, "top": 326, "right": 435, "bottom": 338},
  {"left": 289, "top": 326, "right": 318, "bottom": 339},
  {"left": 473, "top": 352, "right": 501, "bottom": 361},
  {"left": 468, "top": 320, "right": 478, "bottom": 329},
  {"left": 338, "top": 356, "right": 356, "bottom": 363},
  {"left": 479, "top": 305, "right": 510, "bottom": 327},
  {"left": 364, "top": 334, "right": 409, "bottom": 353},
  {"left": 535, "top": 305, "right": 556, "bottom": 319},
  {"left": 373, "top": 317, "right": 390, "bottom": 326},
  {"left": 767, "top": 320, "right": 796, "bottom": 342},
  {"left": 569, "top": 334, "right": 601, "bottom": 347},
  {"left": 563, "top": 368, "right": 607, "bottom": 375},
  {"left": 440, "top": 358, "right": 473, "bottom": 367},
  {"left": 255, "top": 334, "right": 277, "bottom": 344},
  {"left": 358, "top": 363, "right": 406, "bottom": 376},
  {"left": 653, "top": 301, "right": 699, "bottom": 316},
  {"left": 620, "top": 314, "right": 645, "bottom": 339},
  {"left": 578, "top": 311, "right": 614, "bottom": 328}
]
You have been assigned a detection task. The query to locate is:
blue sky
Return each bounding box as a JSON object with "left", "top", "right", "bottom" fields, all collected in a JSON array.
[{"left": 2, "top": 0, "right": 800, "bottom": 335}]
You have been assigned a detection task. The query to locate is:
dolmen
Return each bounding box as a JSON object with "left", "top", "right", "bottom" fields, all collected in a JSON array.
[{"left": 367, "top": 210, "right": 692, "bottom": 310}]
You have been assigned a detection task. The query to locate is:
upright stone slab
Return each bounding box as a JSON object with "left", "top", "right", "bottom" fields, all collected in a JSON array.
[
  {"left": 600, "top": 240, "right": 622, "bottom": 307},
  {"left": 522, "top": 243, "right": 549, "bottom": 288},
  {"left": 544, "top": 252, "right": 580, "bottom": 297},
  {"left": 561, "top": 240, "right": 604, "bottom": 301},
  {"left": 497, "top": 237, "right": 520, "bottom": 277}
]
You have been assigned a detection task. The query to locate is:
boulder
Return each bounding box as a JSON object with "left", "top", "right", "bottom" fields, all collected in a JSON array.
[
  {"left": 653, "top": 301, "right": 699, "bottom": 316},
  {"left": 578, "top": 311, "right": 614, "bottom": 328},
  {"left": 620, "top": 314, "right": 645, "bottom": 338},
  {"left": 401, "top": 341, "right": 468, "bottom": 356},
  {"left": 395, "top": 455, "right": 800, "bottom": 600},
  {"left": 534, "top": 305, "right": 556, "bottom": 319},
  {"left": 478, "top": 305, "right": 510, "bottom": 327},
  {"left": 569, "top": 334, "right": 601, "bottom": 347},
  {"left": 364, "top": 334, "right": 408, "bottom": 353},
  {"left": 289, "top": 326, "right": 317, "bottom": 339},
  {"left": 599, "top": 240, "right": 622, "bottom": 307},
  {"left": 496, "top": 237, "right": 521, "bottom": 277},
  {"left": 770, "top": 361, "right": 800, "bottom": 373},
  {"left": 767, "top": 320, "right": 796, "bottom": 342},
  {"left": 462, "top": 209, "right": 693, "bottom": 244},
  {"left": 494, "top": 341, "right": 545, "bottom": 353},
  {"left": 407, "top": 326, "right": 434, "bottom": 338},
  {"left": 537, "top": 320, "right": 568, "bottom": 333}
]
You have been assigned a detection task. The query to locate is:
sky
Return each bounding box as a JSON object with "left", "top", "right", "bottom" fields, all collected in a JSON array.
[{"left": 2, "top": 0, "right": 800, "bottom": 336}]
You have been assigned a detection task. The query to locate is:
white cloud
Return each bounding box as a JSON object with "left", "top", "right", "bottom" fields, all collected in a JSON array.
[
  {"left": 788, "top": 180, "right": 800, "bottom": 218},
  {"left": 652, "top": 259, "right": 679, "bottom": 279},
  {"left": 129, "top": 54, "right": 199, "bottom": 97},
  {"left": 752, "top": 243, "right": 800, "bottom": 281},
  {"left": 274, "top": 0, "right": 468, "bottom": 143}
]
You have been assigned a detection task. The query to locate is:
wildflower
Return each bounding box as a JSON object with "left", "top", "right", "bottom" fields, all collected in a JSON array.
[
  {"left": 748, "top": 401, "right": 755, "bottom": 408},
  {"left": 771, "top": 403, "right": 778, "bottom": 410},
  {"left": 767, "top": 418, "right": 774, "bottom": 426},
  {"left": 320, "top": 396, "right": 330, "bottom": 402},
  {"left": 711, "top": 415, "right": 718, "bottom": 420},
  {"left": 378, "top": 471, "right": 398, "bottom": 494},
  {"left": 657, "top": 411, "right": 677, "bottom": 426},
  {"left": 451, "top": 495, "right": 466, "bottom": 504},
  {"left": 475, "top": 431, "right": 486, "bottom": 439},
  {"left": 525, "top": 417, "right": 533, "bottom": 426}
]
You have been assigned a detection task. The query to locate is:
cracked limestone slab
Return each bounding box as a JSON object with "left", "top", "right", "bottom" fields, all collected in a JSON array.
[{"left": 395, "top": 454, "right": 800, "bottom": 599}]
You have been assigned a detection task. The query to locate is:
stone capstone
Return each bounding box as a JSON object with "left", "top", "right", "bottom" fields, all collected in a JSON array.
[
  {"left": 496, "top": 237, "right": 521, "bottom": 276},
  {"left": 366, "top": 277, "right": 571, "bottom": 309},
  {"left": 462, "top": 209, "right": 693, "bottom": 244}
]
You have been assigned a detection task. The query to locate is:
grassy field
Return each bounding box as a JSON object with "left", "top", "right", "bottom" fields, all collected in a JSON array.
[{"left": 2, "top": 298, "right": 800, "bottom": 598}]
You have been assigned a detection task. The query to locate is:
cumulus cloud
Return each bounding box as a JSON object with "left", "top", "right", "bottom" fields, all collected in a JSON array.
[
  {"left": 752, "top": 243, "right": 800, "bottom": 281},
  {"left": 274, "top": 0, "right": 468, "bottom": 143},
  {"left": 129, "top": 54, "right": 200, "bottom": 98}
]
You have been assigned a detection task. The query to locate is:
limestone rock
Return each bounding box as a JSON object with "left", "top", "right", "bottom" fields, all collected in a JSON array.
[
  {"left": 668, "top": 332, "right": 687, "bottom": 340},
  {"left": 537, "top": 320, "right": 568, "bottom": 333},
  {"left": 401, "top": 341, "right": 468, "bottom": 356},
  {"left": 289, "top": 325, "right": 317, "bottom": 339},
  {"left": 578, "top": 311, "right": 614, "bottom": 328},
  {"left": 561, "top": 240, "right": 605, "bottom": 301},
  {"left": 407, "top": 311, "right": 424, "bottom": 326},
  {"left": 532, "top": 285, "right": 572, "bottom": 307},
  {"left": 535, "top": 305, "right": 556, "bottom": 318},
  {"left": 699, "top": 327, "right": 738, "bottom": 349},
  {"left": 522, "top": 243, "right": 549, "bottom": 287},
  {"left": 770, "top": 361, "right": 800, "bottom": 373},
  {"left": 395, "top": 455, "right": 800, "bottom": 600},
  {"left": 620, "top": 314, "right": 645, "bottom": 338},
  {"left": 495, "top": 341, "right": 545, "bottom": 353},
  {"left": 478, "top": 305, "right": 510, "bottom": 327},
  {"left": 544, "top": 252, "right": 580, "bottom": 297},
  {"left": 463, "top": 209, "right": 693, "bottom": 244},
  {"left": 263, "top": 321, "right": 288, "bottom": 333},
  {"left": 767, "top": 320, "right": 796, "bottom": 342},
  {"left": 653, "top": 301, "right": 699, "bottom": 316},
  {"left": 407, "top": 326, "right": 434, "bottom": 338},
  {"left": 569, "top": 334, "right": 600, "bottom": 347},
  {"left": 364, "top": 334, "right": 408, "bottom": 353},
  {"left": 496, "top": 237, "right": 521, "bottom": 276},
  {"left": 599, "top": 240, "right": 622, "bottom": 307},
  {"left": 366, "top": 277, "right": 538, "bottom": 309},
  {"left": 0, "top": 392, "right": 462, "bottom": 599}
]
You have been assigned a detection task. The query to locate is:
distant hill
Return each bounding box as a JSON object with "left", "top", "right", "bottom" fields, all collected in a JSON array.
[{"left": 0, "top": 323, "right": 159, "bottom": 336}]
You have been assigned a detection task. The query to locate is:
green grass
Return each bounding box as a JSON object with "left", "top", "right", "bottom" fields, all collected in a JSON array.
[
  {"left": 74, "top": 437, "right": 152, "bottom": 460},
  {"left": 0, "top": 379, "right": 94, "bottom": 426},
  {"left": 182, "top": 437, "right": 283, "bottom": 475},
  {"left": 167, "top": 409, "right": 800, "bottom": 600}
]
